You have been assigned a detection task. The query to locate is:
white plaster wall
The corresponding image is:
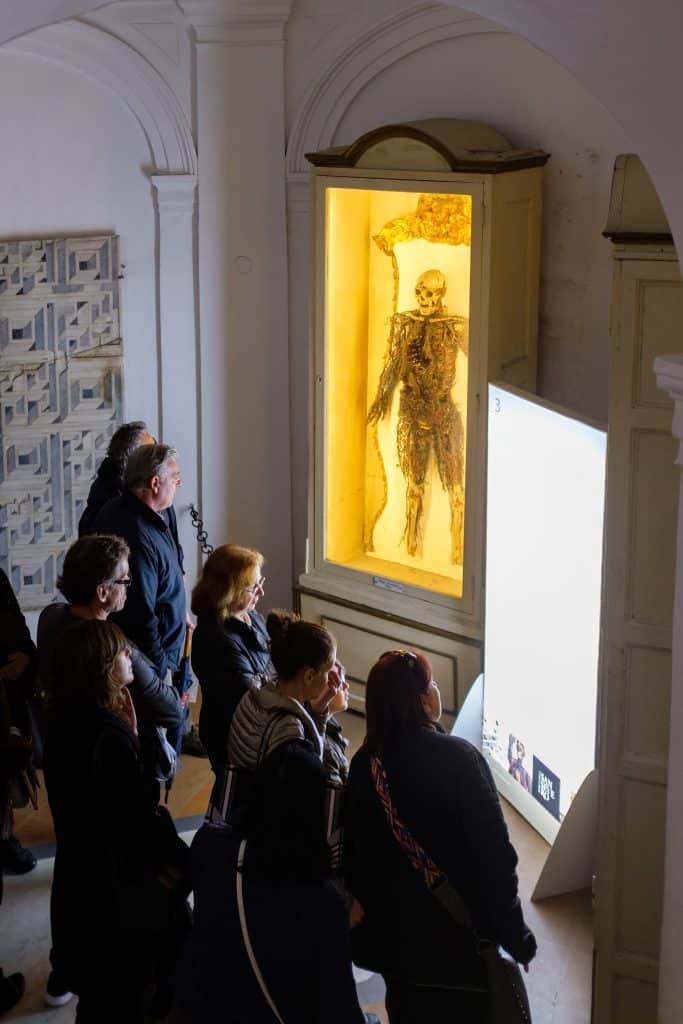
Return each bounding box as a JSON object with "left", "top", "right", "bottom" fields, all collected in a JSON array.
[
  {"left": 285, "top": 4, "right": 631, "bottom": 577},
  {"left": 0, "top": 50, "right": 160, "bottom": 434}
]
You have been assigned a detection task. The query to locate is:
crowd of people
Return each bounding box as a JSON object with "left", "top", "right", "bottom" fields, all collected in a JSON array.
[{"left": 0, "top": 420, "right": 536, "bottom": 1023}]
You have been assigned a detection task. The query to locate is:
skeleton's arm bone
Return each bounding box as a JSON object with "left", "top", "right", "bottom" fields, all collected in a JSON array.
[{"left": 367, "top": 316, "right": 402, "bottom": 422}]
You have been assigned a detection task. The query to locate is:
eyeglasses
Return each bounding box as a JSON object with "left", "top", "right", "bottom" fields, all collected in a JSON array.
[
  {"left": 245, "top": 576, "right": 266, "bottom": 594},
  {"left": 109, "top": 577, "right": 133, "bottom": 588}
]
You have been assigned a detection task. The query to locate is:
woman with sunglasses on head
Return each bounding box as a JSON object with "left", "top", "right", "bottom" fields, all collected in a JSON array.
[
  {"left": 44, "top": 619, "right": 188, "bottom": 1024},
  {"left": 191, "top": 545, "right": 274, "bottom": 772},
  {"left": 344, "top": 650, "right": 536, "bottom": 1024}
]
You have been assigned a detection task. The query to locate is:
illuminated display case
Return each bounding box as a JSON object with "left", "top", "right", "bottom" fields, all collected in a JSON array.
[{"left": 298, "top": 120, "right": 547, "bottom": 714}]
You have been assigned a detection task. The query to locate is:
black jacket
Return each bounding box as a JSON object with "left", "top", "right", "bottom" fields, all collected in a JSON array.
[
  {"left": 43, "top": 705, "right": 162, "bottom": 989},
  {"left": 323, "top": 716, "right": 349, "bottom": 787},
  {"left": 93, "top": 493, "right": 186, "bottom": 677},
  {"left": 192, "top": 610, "right": 273, "bottom": 769},
  {"left": 37, "top": 604, "right": 181, "bottom": 727},
  {"left": 174, "top": 824, "right": 364, "bottom": 1024},
  {"left": 0, "top": 568, "right": 37, "bottom": 732},
  {"left": 345, "top": 727, "right": 536, "bottom": 989},
  {"left": 79, "top": 457, "right": 184, "bottom": 572}
]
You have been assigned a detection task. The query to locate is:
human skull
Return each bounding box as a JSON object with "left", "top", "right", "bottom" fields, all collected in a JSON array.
[{"left": 415, "top": 269, "right": 446, "bottom": 317}]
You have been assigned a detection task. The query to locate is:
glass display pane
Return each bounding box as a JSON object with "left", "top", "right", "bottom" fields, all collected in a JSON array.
[{"left": 324, "top": 187, "right": 472, "bottom": 598}]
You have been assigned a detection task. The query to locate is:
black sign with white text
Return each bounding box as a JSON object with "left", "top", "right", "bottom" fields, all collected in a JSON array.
[{"left": 532, "top": 756, "right": 561, "bottom": 821}]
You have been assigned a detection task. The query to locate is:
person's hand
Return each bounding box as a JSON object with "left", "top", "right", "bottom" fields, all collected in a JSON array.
[
  {"left": 309, "top": 662, "right": 345, "bottom": 717},
  {"left": 119, "top": 686, "right": 138, "bottom": 736},
  {"left": 349, "top": 897, "right": 365, "bottom": 929},
  {"left": 0, "top": 652, "right": 30, "bottom": 681},
  {"left": 186, "top": 611, "right": 194, "bottom": 630}
]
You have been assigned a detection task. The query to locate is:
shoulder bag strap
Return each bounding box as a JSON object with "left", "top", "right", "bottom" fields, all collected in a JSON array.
[
  {"left": 236, "top": 839, "right": 286, "bottom": 1024},
  {"left": 370, "top": 754, "right": 472, "bottom": 931}
]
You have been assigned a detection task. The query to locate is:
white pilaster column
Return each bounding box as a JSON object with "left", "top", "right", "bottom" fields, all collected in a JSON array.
[
  {"left": 655, "top": 353, "right": 683, "bottom": 1024},
  {"left": 180, "top": 0, "right": 293, "bottom": 608},
  {"left": 150, "top": 172, "right": 199, "bottom": 586}
]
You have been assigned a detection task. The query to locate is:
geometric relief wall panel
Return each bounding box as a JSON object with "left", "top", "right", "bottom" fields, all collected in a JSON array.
[{"left": 0, "top": 237, "right": 122, "bottom": 609}]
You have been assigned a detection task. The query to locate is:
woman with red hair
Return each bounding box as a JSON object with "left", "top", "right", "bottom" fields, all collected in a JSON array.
[{"left": 345, "top": 650, "right": 536, "bottom": 1023}]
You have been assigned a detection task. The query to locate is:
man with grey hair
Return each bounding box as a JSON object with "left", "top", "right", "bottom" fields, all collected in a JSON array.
[{"left": 92, "top": 443, "right": 186, "bottom": 680}]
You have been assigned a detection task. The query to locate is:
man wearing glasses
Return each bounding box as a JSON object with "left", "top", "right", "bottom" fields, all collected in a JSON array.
[{"left": 37, "top": 534, "right": 182, "bottom": 747}]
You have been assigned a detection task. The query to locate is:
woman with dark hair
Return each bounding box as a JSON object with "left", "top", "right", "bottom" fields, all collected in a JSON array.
[
  {"left": 191, "top": 544, "right": 273, "bottom": 770},
  {"left": 173, "top": 744, "right": 375, "bottom": 1024},
  {"left": 44, "top": 619, "right": 188, "bottom": 1024},
  {"left": 345, "top": 650, "right": 536, "bottom": 1024},
  {"left": 227, "top": 610, "right": 340, "bottom": 770}
]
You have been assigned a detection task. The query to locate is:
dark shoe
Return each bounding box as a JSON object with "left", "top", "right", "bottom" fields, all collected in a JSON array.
[
  {"left": 0, "top": 971, "right": 25, "bottom": 1014},
  {"left": 0, "top": 835, "right": 37, "bottom": 874},
  {"left": 181, "top": 724, "right": 208, "bottom": 759},
  {"left": 145, "top": 980, "right": 174, "bottom": 1019},
  {"left": 44, "top": 970, "right": 74, "bottom": 1008}
]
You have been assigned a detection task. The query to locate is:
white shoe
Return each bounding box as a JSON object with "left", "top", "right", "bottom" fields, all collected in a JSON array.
[{"left": 44, "top": 971, "right": 74, "bottom": 1008}]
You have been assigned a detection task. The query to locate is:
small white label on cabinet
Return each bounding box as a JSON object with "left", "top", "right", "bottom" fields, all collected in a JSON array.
[{"left": 372, "top": 576, "right": 404, "bottom": 593}]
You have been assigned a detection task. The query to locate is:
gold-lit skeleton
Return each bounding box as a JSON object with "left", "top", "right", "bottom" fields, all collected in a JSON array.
[{"left": 368, "top": 270, "right": 468, "bottom": 563}]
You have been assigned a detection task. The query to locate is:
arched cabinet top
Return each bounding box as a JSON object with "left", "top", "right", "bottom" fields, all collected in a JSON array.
[{"left": 306, "top": 118, "right": 549, "bottom": 174}]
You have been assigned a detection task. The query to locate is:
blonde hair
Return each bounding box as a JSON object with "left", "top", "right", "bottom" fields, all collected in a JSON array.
[{"left": 191, "top": 543, "right": 264, "bottom": 620}]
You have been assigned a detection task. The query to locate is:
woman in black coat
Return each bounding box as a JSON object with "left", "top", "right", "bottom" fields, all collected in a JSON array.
[
  {"left": 344, "top": 650, "right": 536, "bottom": 1024},
  {"left": 44, "top": 619, "right": 188, "bottom": 1024},
  {"left": 173, "top": 744, "right": 374, "bottom": 1024},
  {"left": 191, "top": 544, "right": 273, "bottom": 770}
]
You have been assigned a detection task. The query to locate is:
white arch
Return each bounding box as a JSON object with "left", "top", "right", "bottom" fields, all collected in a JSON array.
[
  {"left": 286, "top": 4, "right": 504, "bottom": 179},
  {"left": 5, "top": 20, "right": 197, "bottom": 175}
]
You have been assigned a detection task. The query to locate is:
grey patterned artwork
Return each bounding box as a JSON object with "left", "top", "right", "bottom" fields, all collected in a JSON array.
[{"left": 0, "top": 236, "right": 122, "bottom": 609}]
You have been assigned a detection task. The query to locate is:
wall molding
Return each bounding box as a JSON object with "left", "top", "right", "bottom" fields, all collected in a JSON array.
[
  {"left": 286, "top": 3, "right": 505, "bottom": 184},
  {"left": 151, "top": 172, "right": 198, "bottom": 212},
  {"left": 180, "top": 0, "right": 292, "bottom": 44},
  {"left": 6, "top": 19, "right": 197, "bottom": 174}
]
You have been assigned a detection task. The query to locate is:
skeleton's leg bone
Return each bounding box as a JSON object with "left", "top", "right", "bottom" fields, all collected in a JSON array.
[
  {"left": 398, "top": 390, "right": 431, "bottom": 556},
  {"left": 433, "top": 401, "right": 466, "bottom": 563},
  {"left": 449, "top": 490, "right": 465, "bottom": 565},
  {"left": 406, "top": 483, "right": 425, "bottom": 557},
  {"left": 433, "top": 398, "right": 465, "bottom": 493}
]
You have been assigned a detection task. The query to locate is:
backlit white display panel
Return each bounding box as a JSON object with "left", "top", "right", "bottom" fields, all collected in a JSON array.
[{"left": 483, "top": 384, "right": 606, "bottom": 843}]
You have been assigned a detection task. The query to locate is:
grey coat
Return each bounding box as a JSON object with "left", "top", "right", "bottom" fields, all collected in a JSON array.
[{"left": 227, "top": 681, "right": 325, "bottom": 769}]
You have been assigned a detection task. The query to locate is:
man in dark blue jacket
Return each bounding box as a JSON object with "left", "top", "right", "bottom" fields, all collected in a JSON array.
[
  {"left": 78, "top": 420, "right": 185, "bottom": 574},
  {"left": 93, "top": 443, "right": 186, "bottom": 681}
]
